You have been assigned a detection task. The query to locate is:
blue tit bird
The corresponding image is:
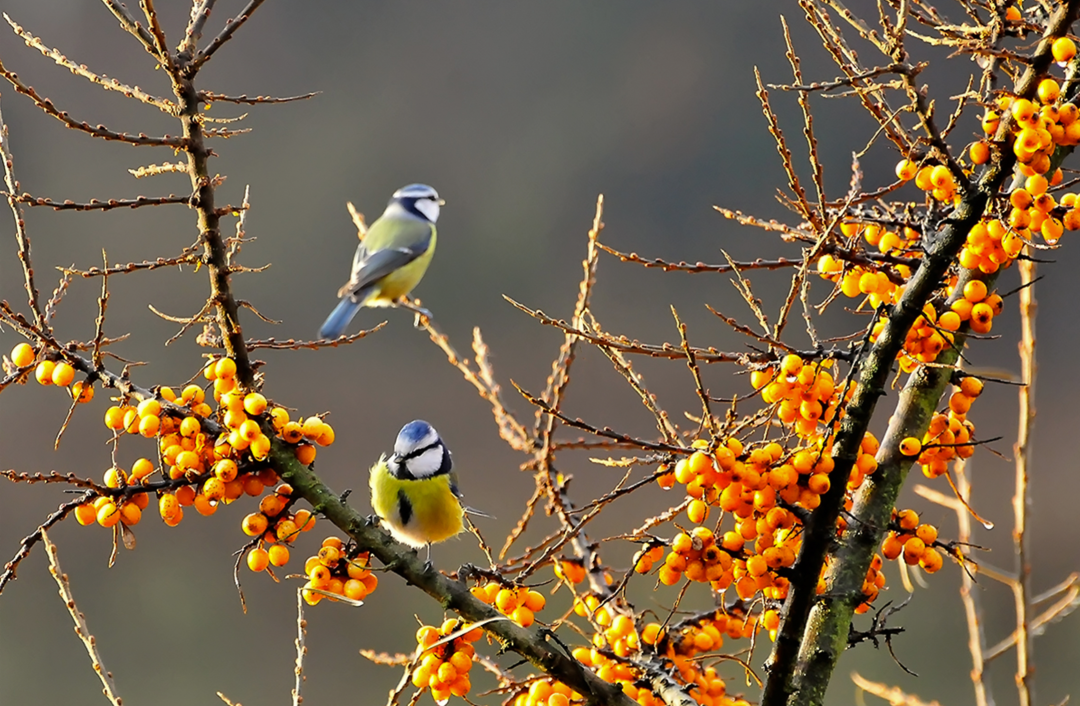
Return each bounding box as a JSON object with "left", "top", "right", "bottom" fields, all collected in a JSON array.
[
  {"left": 319, "top": 184, "right": 443, "bottom": 339},
  {"left": 369, "top": 420, "right": 466, "bottom": 557}
]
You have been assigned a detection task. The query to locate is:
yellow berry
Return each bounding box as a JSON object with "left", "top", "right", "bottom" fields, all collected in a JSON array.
[
  {"left": 34, "top": 360, "right": 55, "bottom": 385},
  {"left": 10, "top": 342, "right": 34, "bottom": 367},
  {"left": 243, "top": 393, "right": 268, "bottom": 416}
]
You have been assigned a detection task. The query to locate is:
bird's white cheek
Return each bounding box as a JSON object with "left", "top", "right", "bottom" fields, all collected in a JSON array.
[
  {"left": 409, "top": 447, "right": 444, "bottom": 477},
  {"left": 415, "top": 199, "right": 440, "bottom": 223}
]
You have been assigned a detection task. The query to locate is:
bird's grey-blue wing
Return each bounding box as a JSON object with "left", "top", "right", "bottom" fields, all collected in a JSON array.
[{"left": 339, "top": 225, "right": 433, "bottom": 300}]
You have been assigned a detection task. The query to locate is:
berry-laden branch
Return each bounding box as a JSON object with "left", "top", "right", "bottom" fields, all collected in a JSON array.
[
  {"left": 762, "top": 3, "right": 1080, "bottom": 706},
  {"left": 275, "top": 445, "right": 637, "bottom": 706}
]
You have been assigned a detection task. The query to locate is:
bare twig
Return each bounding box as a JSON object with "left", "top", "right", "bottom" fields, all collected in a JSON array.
[{"left": 43, "top": 531, "right": 123, "bottom": 706}]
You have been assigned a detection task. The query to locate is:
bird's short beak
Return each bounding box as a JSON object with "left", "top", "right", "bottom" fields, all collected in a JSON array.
[{"left": 438, "top": 199, "right": 446, "bottom": 206}]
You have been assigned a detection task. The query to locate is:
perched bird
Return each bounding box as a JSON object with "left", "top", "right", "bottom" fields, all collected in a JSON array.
[
  {"left": 319, "top": 184, "right": 443, "bottom": 339},
  {"left": 369, "top": 420, "right": 466, "bottom": 557}
]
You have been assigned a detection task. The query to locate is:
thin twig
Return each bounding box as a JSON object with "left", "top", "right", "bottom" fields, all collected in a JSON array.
[{"left": 42, "top": 530, "right": 122, "bottom": 706}]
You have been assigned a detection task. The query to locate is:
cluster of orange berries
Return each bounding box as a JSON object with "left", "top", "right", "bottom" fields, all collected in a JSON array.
[
  {"left": 881, "top": 509, "right": 944, "bottom": 573},
  {"left": 239, "top": 481, "right": 316, "bottom": 570},
  {"left": 852, "top": 554, "right": 888, "bottom": 613},
  {"left": 289, "top": 537, "right": 379, "bottom": 605},
  {"left": 8, "top": 342, "right": 96, "bottom": 403},
  {"left": 412, "top": 619, "right": 481, "bottom": 702},
  {"left": 559, "top": 604, "right": 747, "bottom": 706},
  {"left": 73, "top": 467, "right": 150, "bottom": 528},
  {"left": 820, "top": 221, "right": 919, "bottom": 294},
  {"left": 642, "top": 613, "right": 755, "bottom": 706},
  {"left": 469, "top": 581, "right": 546, "bottom": 628},
  {"left": 961, "top": 217, "right": 1025, "bottom": 275},
  {"left": 750, "top": 355, "right": 851, "bottom": 438},
  {"left": 899, "top": 376, "right": 982, "bottom": 478},
  {"left": 869, "top": 282, "right": 1000, "bottom": 372},
  {"left": 511, "top": 679, "right": 583, "bottom": 706},
  {"left": 202, "top": 356, "right": 334, "bottom": 465},
  {"left": 572, "top": 596, "right": 641, "bottom": 658},
  {"left": 653, "top": 432, "right": 877, "bottom": 607}
]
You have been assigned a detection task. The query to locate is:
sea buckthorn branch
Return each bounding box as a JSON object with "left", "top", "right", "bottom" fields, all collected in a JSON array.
[
  {"left": 755, "top": 68, "right": 819, "bottom": 231},
  {"left": 505, "top": 296, "right": 855, "bottom": 366},
  {"left": 60, "top": 250, "right": 202, "bottom": 278},
  {"left": 192, "top": 0, "right": 267, "bottom": 70},
  {"left": 0, "top": 57, "right": 186, "bottom": 146},
  {"left": 422, "top": 319, "right": 532, "bottom": 453},
  {"left": 41, "top": 530, "right": 123, "bottom": 706},
  {"left": 100, "top": 0, "right": 162, "bottom": 62},
  {"left": 762, "top": 4, "right": 1080, "bottom": 705},
  {"left": 199, "top": 90, "right": 322, "bottom": 106},
  {"left": 531, "top": 195, "right": 603, "bottom": 441},
  {"left": 0, "top": 96, "right": 46, "bottom": 333},
  {"left": 798, "top": 0, "right": 914, "bottom": 155},
  {"left": 8, "top": 192, "right": 192, "bottom": 211},
  {"left": 0, "top": 490, "right": 93, "bottom": 593},
  {"left": 4, "top": 13, "right": 176, "bottom": 113},
  {"left": 275, "top": 446, "right": 638, "bottom": 706},
  {"left": 243, "top": 323, "right": 387, "bottom": 351}
]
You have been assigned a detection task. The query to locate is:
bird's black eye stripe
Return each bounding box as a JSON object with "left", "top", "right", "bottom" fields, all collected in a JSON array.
[{"left": 401, "top": 440, "right": 442, "bottom": 461}]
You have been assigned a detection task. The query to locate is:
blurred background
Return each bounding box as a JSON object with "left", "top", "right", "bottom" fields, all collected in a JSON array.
[{"left": 1, "top": 2, "right": 1077, "bottom": 704}]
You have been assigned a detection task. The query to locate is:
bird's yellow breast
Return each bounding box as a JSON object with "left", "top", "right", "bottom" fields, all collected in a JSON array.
[
  {"left": 367, "top": 230, "right": 437, "bottom": 305},
  {"left": 370, "top": 456, "right": 463, "bottom": 548}
]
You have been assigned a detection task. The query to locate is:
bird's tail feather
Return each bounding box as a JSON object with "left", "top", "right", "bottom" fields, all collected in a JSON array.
[{"left": 319, "top": 297, "right": 364, "bottom": 339}]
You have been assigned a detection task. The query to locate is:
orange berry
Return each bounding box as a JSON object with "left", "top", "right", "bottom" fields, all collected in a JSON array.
[
  {"left": 916, "top": 524, "right": 938, "bottom": 545},
  {"left": 511, "top": 606, "right": 535, "bottom": 627},
  {"left": 215, "top": 357, "right": 237, "bottom": 379},
  {"left": 295, "top": 444, "right": 316, "bottom": 465},
  {"left": 181, "top": 384, "right": 204, "bottom": 405},
  {"left": 269, "top": 407, "right": 290, "bottom": 430},
  {"left": 138, "top": 414, "right": 160, "bottom": 438},
  {"left": 51, "top": 362, "right": 75, "bottom": 387},
  {"left": 175, "top": 485, "right": 197, "bottom": 507},
  {"left": 969, "top": 141, "right": 990, "bottom": 165},
  {"left": 897, "top": 509, "right": 919, "bottom": 531},
  {"left": 242, "top": 512, "right": 269, "bottom": 536},
  {"left": 268, "top": 544, "right": 290, "bottom": 567},
  {"left": 970, "top": 302, "right": 994, "bottom": 332},
  {"left": 300, "top": 417, "right": 324, "bottom": 441},
  {"left": 524, "top": 590, "right": 546, "bottom": 612},
  {"left": 687, "top": 499, "right": 709, "bottom": 524},
  {"left": 249, "top": 434, "right": 272, "bottom": 461},
  {"left": 281, "top": 421, "right": 304, "bottom": 444},
  {"left": 1037, "top": 78, "right": 1060, "bottom": 105},
  {"left": 193, "top": 493, "right": 217, "bottom": 516},
  {"left": 960, "top": 377, "right": 984, "bottom": 398},
  {"left": 316, "top": 424, "right": 336, "bottom": 447},
  {"left": 899, "top": 437, "right": 922, "bottom": 457},
  {"left": 10, "top": 342, "right": 34, "bottom": 367},
  {"left": 96, "top": 501, "right": 121, "bottom": 528},
  {"left": 247, "top": 547, "right": 270, "bottom": 572},
  {"left": 243, "top": 393, "right": 268, "bottom": 416},
  {"left": 119, "top": 502, "right": 142, "bottom": 526},
  {"left": 35, "top": 360, "right": 55, "bottom": 385},
  {"left": 1053, "top": 36, "right": 1077, "bottom": 63},
  {"left": 103, "top": 467, "right": 127, "bottom": 488}
]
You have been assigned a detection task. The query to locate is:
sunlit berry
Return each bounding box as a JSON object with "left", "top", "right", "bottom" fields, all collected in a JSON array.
[
  {"left": 268, "top": 544, "right": 290, "bottom": 567},
  {"left": 1052, "top": 37, "right": 1077, "bottom": 66},
  {"left": 295, "top": 444, "right": 316, "bottom": 465},
  {"left": 35, "top": 360, "right": 55, "bottom": 385},
  {"left": 247, "top": 547, "right": 270, "bottom": 572},
  {"left": 243, "top": 393, "right": 268, "bottom": 416},
  {"left": 10, "top": 342, "right": 34, "bottom": 367}
]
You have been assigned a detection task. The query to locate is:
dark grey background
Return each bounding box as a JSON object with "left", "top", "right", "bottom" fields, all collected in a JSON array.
[{"left": 1, "top": 2, "right": 1077, "bottom": 705}]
